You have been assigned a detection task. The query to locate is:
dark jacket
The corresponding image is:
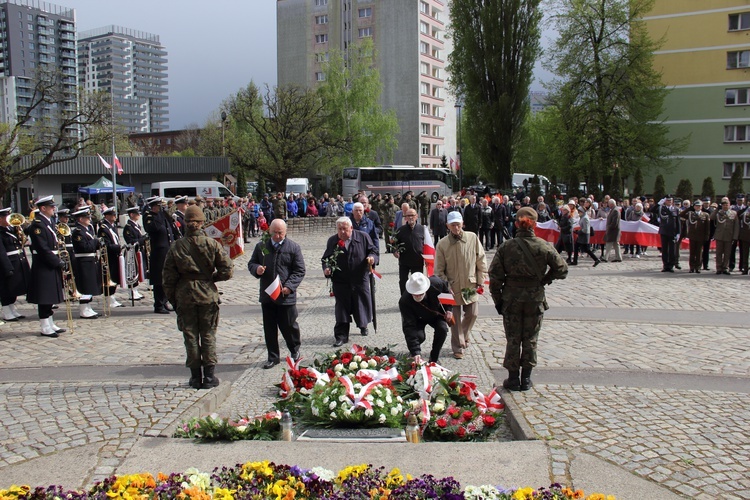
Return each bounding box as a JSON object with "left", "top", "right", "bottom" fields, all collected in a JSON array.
[
  {"left": 399, "top": 275, "right": 451, "bottom": 335},
  {"left": 429, "top": 207, "right": 447, "bottom": 238},
  {"left": 26, "top": 214, "right": 65, "bottom": 305},
  {"left": 72, "top": 223, "right": 102, "bottom": 296},
  {"left": 350, "top": 215, "right": 380, "bottom": 256},
  {"left": 0, "top": 226, "right": 30, "bottom": 297},
  {"left": 393, "top": 222, "right": 425, "bottom": 268},
  {"left": 248, "top": 238, "right": 306, "bottom": 306},
  {"left": 463, "top": 204, "right": 481, "bottom": 232}
]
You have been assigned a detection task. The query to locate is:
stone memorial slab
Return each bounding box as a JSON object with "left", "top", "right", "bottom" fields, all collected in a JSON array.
[{"left": 296, "top": 427, "right": 406, "bottom": 442}]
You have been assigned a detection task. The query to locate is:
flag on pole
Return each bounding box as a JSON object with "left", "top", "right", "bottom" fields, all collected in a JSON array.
[
  {"left": 203, "top": 209, "right": 245, "bottom": 259},
  {"left": 113, "top": 153, "right": 123, "bottom": 175},
  {"left": 371, "top": 268, "right": 382, "bottom": 281},
  {"left": 422, "top": 226, "right": 435, "bottom": 276},
  {"left": 438, "top": 293, "right": 457, "bottom": 306},
  {"left": 450, "top": 157, "right": 455, "bottom": 170},
  {"left": 264, "top": 275, "right": 282, "bottom": 300},
  {"left": 97, "top": 153, "right": 112, "bottom": 171}
]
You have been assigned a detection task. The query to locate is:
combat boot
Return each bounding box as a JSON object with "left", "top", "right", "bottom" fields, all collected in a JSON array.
[
  {"left": 189, "top": 368, "right": 202, "bottom": 389},
  {"left": 520, "top": 367, "right": 533, "bottom": 391},
  {"left": 502, "top": 370, "right": 521, "bottom": 391},
  {"left": 202, "top": 366, "right": 220, "bottom": 389}
]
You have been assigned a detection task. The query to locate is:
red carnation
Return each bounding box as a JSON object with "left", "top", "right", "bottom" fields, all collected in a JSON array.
[
  {"left": 456, "top": 427, "right": 467, "bottom": 438},
  {"left": 436, "top": 418, "right": 447, "bottom": 428},
  {"left": 326, "top": 369, "right": 335, "bottom": 378},
  {"left": 449, "top": 381, "right": 457, "bottom": 389},
  {"left": 260, "top": 222, "right": 269, "bottom": 231},
  {"left": 476, "top": 286, "right": 484, "bottom": 295},
  {"left": 389, "top": 222, "right": 395, "bottom": 227},
  {"left": 337, "top": 239, "right": 346, "bottom": 248},
  {"left": 482, "top": 415, "right": 496, "bottom": 427},
  {"left": 459, "top": 385, "right": 471, "bottom": 397},
  {"left": 448, "top": 407, "right": 460, "bottom": 418},
  {"left": 462, "top": 410, "right": 474, "bottom": 421},
  {"left": 341, "top": 353, "right": 353, "bottom": 363}
]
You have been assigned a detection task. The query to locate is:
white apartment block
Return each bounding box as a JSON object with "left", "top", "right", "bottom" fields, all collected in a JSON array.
[{"left": 277, "top": 0, "right": 450, "bottom": 169}]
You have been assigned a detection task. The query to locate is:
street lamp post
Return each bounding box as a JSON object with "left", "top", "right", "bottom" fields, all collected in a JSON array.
[
  {"left": 221, "top": 111, "right": 227, "bottom": 157},
  {"left": 454, "top": 102, "right": 463, "bottom": 193}
]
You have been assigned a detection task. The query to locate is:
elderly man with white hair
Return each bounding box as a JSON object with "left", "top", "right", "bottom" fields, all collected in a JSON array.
[
  {"left": 350, "top": 202, "right": 380, "bottom": 256},
  {"left": 602, "top": 199, "right": 622, "bottom": 262}
]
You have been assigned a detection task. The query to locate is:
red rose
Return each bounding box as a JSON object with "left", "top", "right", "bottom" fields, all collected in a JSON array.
[
  {"left": 436, "top": 418, "right": 448, "bottom": 428},
  {"left": 326, "top": 369, "right": 335, "bottom": 377},
  {"left": 459, "top": 385, "right": 471, "bottom": 397},
  {"left": 341, "top": 353, "right": 353, "bottom": 363},
  {"left": 389, "top": 356, "right": 397, "bottom": 364},
  {"left": 482, "top": 415, "right": 496, "bottom": 427},
  {"left": 329, "top": 292, "right": 335, "bottom": 297},
  {"left": 449, "top": 382, "right": 457, "bottom": 389},
  {"left": 448, "top": 407, "right": 460, "bottom": 418},
  {"left": 389, "top": 222, "right": 395, "bottom": 227},
  {"left": 337, "top": 239, "right": 346, "bottom": 248},
  {"left": 456, "top": 427, "right": 467, "bottom": 438},
  {"left": 260, "top": 222, "right": 268, "bottom": 231},
  {"left": 175, "top": 221, "right": 181, "bottom": 228},
  {"left": 462, "top": 410, "right": 474, "bottom": 421},
  {"left": 477, "top": 286, "right": 484, "bottom": 295}
]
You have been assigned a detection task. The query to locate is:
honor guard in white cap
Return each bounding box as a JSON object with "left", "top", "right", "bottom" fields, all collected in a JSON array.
[
  {"left": 27, "top": 196, "right": 67, "bottom": 337},
  {"left": 71, "top": 208, "right": 102, "bottom": 318},
  {"left": 172, "top": 196, "right": 188, "bottom": 240},
  {"left": 123, "top": 206, "right": 147, "bottom": 300},
  {"left": 98, "top": 207, "right": 123, "bottom": 308},
  {"left": 0, "top": 206, "right": 31, "bottom": 322}
]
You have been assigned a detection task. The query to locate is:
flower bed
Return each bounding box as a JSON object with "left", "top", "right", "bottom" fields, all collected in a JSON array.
[
  {"left": 0, "top": 461, "right": 615, "bottom": 499},
  {"left": 175, "top": 345, "right": 507, "bottom": 442}
]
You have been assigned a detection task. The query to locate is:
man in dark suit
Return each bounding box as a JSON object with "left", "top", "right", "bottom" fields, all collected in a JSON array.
[
  {"left": 322, "top": 217, "right": 378, "bottom": 347},
  {"left": 392, "top": 208, "right": 424, "bottom": 295},
  {"left": 462, "top": 195, "right": 481, "bottom": 233},
  {"left": 429, "top": 200, "right": 447, "bottom": 243},
  {"left": 26, "top": 196, "right": 66, "bottom": 337}
]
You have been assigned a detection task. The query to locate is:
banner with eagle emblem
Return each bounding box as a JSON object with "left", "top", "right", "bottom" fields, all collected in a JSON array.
[{"left": 203, "top": 209, "right": 245, "bottom": 259}]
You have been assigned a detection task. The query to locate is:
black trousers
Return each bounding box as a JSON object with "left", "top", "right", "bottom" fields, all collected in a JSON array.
[
  {"left": 702, "top": 240, "right": 711, "bottom": 269},
  {"left": 153, "top": 284, "right": 168, "bottom": 310},
  {"left": 573, "top": 242, "right": 598, "bottom": 263},
  {"left": 262, "top": 303, "right": 301, "bottom": 362},
  {"left": 38, "top": 304, "right": 53, "bottom": 319},
  {"left": 660, "top": 235, "right": 677, "bottom": 270},
  {"left": 399, "top": 264, "right": 424, "bottom": 296},
  {"left": 404, "top": 319, "right": 448, "bottom": 362}
]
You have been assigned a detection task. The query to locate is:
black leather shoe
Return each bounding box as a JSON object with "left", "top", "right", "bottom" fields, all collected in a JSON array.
[
  {"left": 675, "top": 264, "right": 682, "bottom": 269},
  {"left": 360, "top": 328, "right": 369, "bottom": 336},
  {"left": 154, "top": 308, "right": 170, "bottom": 314},
  {"left": 164, "top": 303, "right": 175, "bottom": 312},
  {"left": 502, "top": 377, "right": 521, "bottom": 391},
  {"left": 722, "top": 270, "right": 731, "bottom": 275},
  {"left": 53, "top": 327, "right": 66, "bottom": 333},
  {"left": 262, "top": 360, "right": 279, "bottom": 369},
  {"left": 40, "top": 331, "right": 59, "bottom": 338},
  {"left": 332, "top": 340, "right": 345, "bottom": 347},
  {"left": 291, "top": 350, "right": 301, "bottom": 361}
]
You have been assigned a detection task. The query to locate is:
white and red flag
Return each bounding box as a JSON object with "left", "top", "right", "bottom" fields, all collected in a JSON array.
[
  {"left": 97, "top": 153, "right": 112, "bottom": 171},
  {"left": 264, "top": 275, "right": 282, "bottom": 300},
  {"left": 438, "top": 292, "right": 457, "bottom": 306},
  {"left": 113, "top": 153, "right": 123, "bottom": 174},
  {"left": 423, "top": 226, "right": 435, "bottom": 276},
  {"left": 203, "top": 209, "right": 245, "bottom": 259}
]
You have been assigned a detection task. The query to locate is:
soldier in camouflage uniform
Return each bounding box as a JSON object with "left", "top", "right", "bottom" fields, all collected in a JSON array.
[
  {"left": 489, "top": 206, "right": 568, "bottom": 392},
  {"left": 272, "top": 192, "right": 287, "bottom": 221},
  {"left": 382, "top": 196, "right": 397, "bottom": 252},
  {"left": 417, "top": 191, "right": 431, "bottom": 226},
  {"left": 163, "top": 205, "right": 233, "bottom": 389}
]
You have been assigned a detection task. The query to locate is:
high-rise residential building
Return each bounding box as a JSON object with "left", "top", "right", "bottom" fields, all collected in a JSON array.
[
  {"left": 277, "top": 0, "right": 450, "bottom": 169},
  {"left": 645, "top": 2, "right": 750, "bottom": 193},
  {"left": 0, "top": 0, "right": 77, "bottom": 127},
  {"left": 78, "top": 25, "right": 168, "bottom": 133}
]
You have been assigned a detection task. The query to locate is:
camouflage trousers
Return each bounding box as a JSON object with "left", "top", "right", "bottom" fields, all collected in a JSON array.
[
  {"left": 176, "top": 302, "right": 220, "bottom": 369},
  {"left": 502, "top": 300, "right": 545, "bottom": 371}
]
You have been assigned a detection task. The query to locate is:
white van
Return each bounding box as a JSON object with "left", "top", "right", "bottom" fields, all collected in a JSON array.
[
  {"left": 512, "top": 173, "right": 550, "bottom": 194},
  {"left": 150, "top": 181, "right": 239, "bottom": 201},
  {"left": 286, "top": 178, "right": 310, "bottom": 197}
]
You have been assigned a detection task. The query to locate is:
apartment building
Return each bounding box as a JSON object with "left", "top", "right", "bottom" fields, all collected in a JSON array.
[
  {"left": 78, "top": 25, "right": 168, "bottom": 133},
  {"left": 645, "top": 1, "right": 750, "bottom": 193},
  {"left": 0, "top": 0, "right": 77, "bottom": 126},
  {"left": 277, "top": 0, "right": 451, "bottom": 169}
]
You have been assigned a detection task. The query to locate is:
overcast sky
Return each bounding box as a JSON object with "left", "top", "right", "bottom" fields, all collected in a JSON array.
[
  {"left": 68, "top": 0, "right": 279, "bottom": 130},
  {"left": 67, "top": 0, "right": 551, "bottom": 131}
]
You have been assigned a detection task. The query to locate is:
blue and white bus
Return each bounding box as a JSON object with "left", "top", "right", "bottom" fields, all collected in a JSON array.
[{"left": 342, "top": 165, "right": 457, "bottom": 202}]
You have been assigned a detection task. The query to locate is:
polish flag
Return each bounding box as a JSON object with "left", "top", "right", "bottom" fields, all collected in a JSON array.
[
  {"left": 97, "top": 153, "right": 112, "bottom": 171},
  {"left": 264, "top": 275, "right": 282, "bottom": 300},
  {"left": 113, "top": 153, "right": 124, "bottom": 174},
  {"left": 371, "top": 268, "right": 382, "bottom": 281},
  {"left": 423, "top": 226, "right": 435, "bottom": 276},
  {"left": 438, "top": 292, "right": 457, "bottom": 306}
]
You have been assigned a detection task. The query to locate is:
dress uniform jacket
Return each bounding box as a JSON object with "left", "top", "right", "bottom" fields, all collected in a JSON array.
[
  {"left": 72, "top": 223, "right": 102, "bottom": 296},
  {"left": 681, "top": 209, "right": 711, "bottom": 242},
  {"left": 144, "top": 209, "right": 174, "bottom": 286},
  {"left": 321, "top": 229, "right": 378, "bottom": 325},
  {"left": 0, "top": 226, "right": 30, "bottom": 297},
  {"left": 98, "top": 220, "right": 122, "bottom": 285},
  {"left": 123, "top": 219, "right": 149, "bottom": 275},
  {"left": 711, "top": 209, "right": 739, "bottom": 241},
  {"left": 172, "top": 210, "right": 185, "bottom": 240},
  {"left": 26, "top": 215, "right": 65, "bottom": 305}
]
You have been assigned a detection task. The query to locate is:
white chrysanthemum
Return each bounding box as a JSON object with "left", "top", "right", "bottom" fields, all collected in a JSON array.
[
  {"left": 323, "top": 396, "right": 330, "bottom": 404},
  {"left": 365, "top": 394, "right": 374, "bottom": 402},
  {"left": 390, "top": 407, "right": 399, "bottom": 416},
  {"left": 378, "top": 413, "right": 387, "bottom": 424},
  {"left": 376, "top": 399, "right": 385, "bottom": 408},
  {"left": 330, "top": 412, "right": 337, "bottom": 419},
  {"left": 310, "top": 466, "right": 336, "bottom": 481},
  {"left": 396, "top": 396, "right": 403, "bottom": 403},
  {"left": 334, "top": 363, "right": 343, "bottom": 372},
  {"left": 368, "top": 359, "right": 377, "bottom": 367},
  {"left": 385, "top": 394, "right": 393, "bottom": 404},
  {"left": 353, "top": 355, "right": 362, "bottom": 362},
  {"left": 359, "top": 361, "right": 368, "bottom": 369},
  {"left": 354, "top": 383, "right": 362, "bottom": 390},
  {"left": 329, "top": 401, "right": 337, "bottom": 410},
  {"left": 433, "top": 402, "right": 445, "bottom": 413},
  {"left": 364, "top": 408, "right": 374, "bottom": 417},
  {"left": 236, "top": 425, "right": 247, "bottom": 432},
  {"left": 339, "top": 394, "right": 347, "bottom": 402},
  {"left": 312, "top": 406, "right": 319, "bottom": 416},
  {"left": 343, "top": 408, "right": 352, "bottom": 417},
  {"left": 349, "top": 362, "right": 358, "bottom": 370}
]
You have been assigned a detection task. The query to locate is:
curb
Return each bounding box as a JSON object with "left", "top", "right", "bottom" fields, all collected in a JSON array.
[
  {"left": 156, "top": 380, "right": 233, "bottom": 438},
  {"left": 502, "top": 390, "right": 537, "bottom": 441}
]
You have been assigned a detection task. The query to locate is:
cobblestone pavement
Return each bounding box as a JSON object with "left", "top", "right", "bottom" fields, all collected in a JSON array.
[{"left": 1, "top": 229, "right": 749, "bottom": 497}]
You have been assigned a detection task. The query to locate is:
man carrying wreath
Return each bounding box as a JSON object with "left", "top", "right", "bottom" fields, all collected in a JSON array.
[{"left": 322, "top": 217, "right": 378, "bottom": 347}]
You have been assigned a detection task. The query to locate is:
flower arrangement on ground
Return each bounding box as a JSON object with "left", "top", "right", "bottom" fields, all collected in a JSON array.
[
  {"left": 173, "top": 411, "right": 281, "bottom": 442},
  {"left": 0, "top": 462, "right": 615, "bottom": 499}
]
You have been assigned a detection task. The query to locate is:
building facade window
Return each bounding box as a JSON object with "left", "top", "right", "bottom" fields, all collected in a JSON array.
[
  {"left": 723, "top": 161, "right": 750, "bottom": 178},
  {"left": 421, "top": 123, "right": 430, "bottom": 135},
  {"left": 420, "top": 82, "right": 429, "bottom": 95},
  {"left": 358, "top": 27, "right": 372, "bottom": 38},
  {"left": 726, "top": 87, "right": 750, "bottom": 105},
  {"left": 315, "top": 52, "right": 329, "bottom": 63},
  {"left": 315, "top": 34, "right": 328, "bottom": 43},
  {"left": 315, "top": 15, "right": 328, "bottom": 24},
  {"left": 315, "top": 0, "right": 328, "bottom": 5},
  {"left": 728, "top": 12, "right": 750, "bottom": 31},
  {"left": 420, "top": 102, "right": 430, "bottom": 115},
  {"left": 316, "top": 72, "right": 326, "bottom": 81},
  {"left": 358, "top": 7, "right": 372, "bottom": 18},
  {"left": 727, "top": 50, "right": 750, "bottom": 69},
  {"left": 420, "top": 1, "right": 429, "bottom": 15},
  {"left": 420, "top": 21, "right": 429, "bottom": 34},
  {"left": 420, "top": 62, "right": 429, "bottom": 75},
  {"left": 420, "top": 41, "right": 429, "bottom": 54},
  {"left": 421, "top": 143, "right": 430, "bottom": 155},
  {"left": 724, "top": 124, "right": 750, "bottom": 142}
]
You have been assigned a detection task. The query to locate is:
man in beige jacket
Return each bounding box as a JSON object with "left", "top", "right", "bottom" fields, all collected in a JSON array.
[{"left": 435, "top": 211, "right": 487, "bottom": 359}]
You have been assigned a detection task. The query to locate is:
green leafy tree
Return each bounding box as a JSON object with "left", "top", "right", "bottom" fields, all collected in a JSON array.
[
  {"left": 236, "top": 168, "right": 248, "bottom": 197},
  {"left": 610, "top": 168, "right": 623, "bottom": 201},
  {"left": 633, "top": 167, "right": 644, "bottom": 196},
  {"left": 700, "top": 177, "right": 715, "bottom": 201},
  {"left": 675, "top": 178, "right": 693, "bottom": 202},
  {"left": 653, "top": 174, "right": 666, "bottom": 200},
  {"left": 727, "top": 164, "right": 744, "bottom": 200},
  {"left": 0, "top": 69, "right": 113, "bottom": 202},
  {"left": 545, "top": 0, "right": 686, "bottom": 190},
  {"left": 448, "top": 0, "right": 543, "bottom": 189},
  {"left": 318, "top": 39, "right": 399, "bottom": 173},
  {"left": 225, "top": 83, "right": 329, "bottom": 190}
]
